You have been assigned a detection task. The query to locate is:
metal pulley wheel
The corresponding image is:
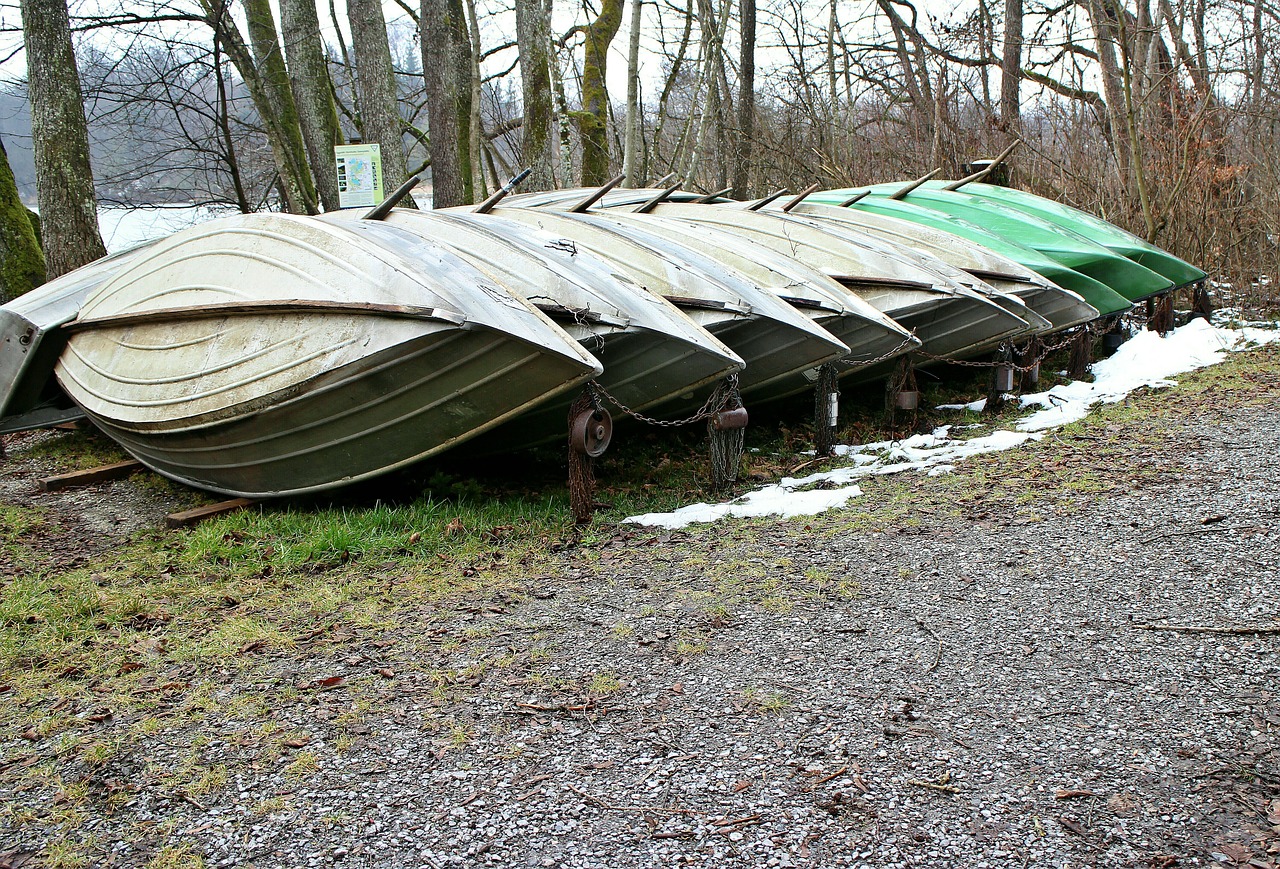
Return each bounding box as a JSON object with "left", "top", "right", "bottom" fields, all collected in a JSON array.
[
  {"left": 711, "top": 406, "right": 749, "bottom": 431},
  {"left": 570, "top": 408, "right": 613, "bottom": 457}
]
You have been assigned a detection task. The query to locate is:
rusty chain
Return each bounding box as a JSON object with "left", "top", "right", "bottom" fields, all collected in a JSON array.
[
  {"left": 587, "top": 374, "right": 740, "bottom": 428},
  {"left": 910, "top": 328, "right": 1082, "bottom": 372},
  {"left": 839, "top": 333, "right": 920, "bottom": 369}
]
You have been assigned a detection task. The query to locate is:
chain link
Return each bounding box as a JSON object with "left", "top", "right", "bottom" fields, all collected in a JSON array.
[
  {"left": 588, "top": 374, "right": 740, "bottom": 427},
  {"left": 838, "top": 334, "right": 920, "bottom": 369},
  {"left": 910, "top": 327, "right": 1081, "bottom": 372}
]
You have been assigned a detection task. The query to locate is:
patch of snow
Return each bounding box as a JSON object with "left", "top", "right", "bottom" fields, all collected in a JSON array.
[
  {"left": 936, "top": 398, "right": 987, "bottom": 412},
  {"left": 624, "top": 483, "right": 864, "bottom": 530},
  {"left": 624, "top": 319, "right": 1279, "bottom": 529}
]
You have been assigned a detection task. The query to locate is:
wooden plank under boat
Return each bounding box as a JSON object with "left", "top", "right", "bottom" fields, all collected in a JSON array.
[{"left": 54, "top": 213, "right": 602, "bottom": 497}]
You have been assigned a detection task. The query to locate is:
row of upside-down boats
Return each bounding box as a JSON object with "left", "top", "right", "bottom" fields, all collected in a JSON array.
[{"left": 0, "top": 174, "right": 1207, "bottom": 499}]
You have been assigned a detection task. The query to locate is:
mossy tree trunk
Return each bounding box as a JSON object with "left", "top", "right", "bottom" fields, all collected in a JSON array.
[
  {"left": 19, "top": 0, "right": 106, "bottom": 279},
  {"left": 0, "top": 136, "right": 46, "bottom": 301},
  {"left": 202, "top": 0, "right": 317, "bottom": 214},
  {"left": 575, "top": 0, "right": 624, "bottom": 186},
  {"left": 515, "top": 0, "right": 556, "bottom": 190},
  {"left": 348, "top": 0, "right": 414, "bottom": 201},
  {"left": 244, "top": 0, "right": 318, "bottom": 213},
  {"left": 421, "top": 0, "right": 474, "bottom": 206},
  {"left": 280, "top": 0, "right": 343, "bottom": 210}
]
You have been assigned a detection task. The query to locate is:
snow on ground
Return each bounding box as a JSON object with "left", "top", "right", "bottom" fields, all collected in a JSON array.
[{"left": 625, "top": 317, "right": 1280, "bottom": 529}]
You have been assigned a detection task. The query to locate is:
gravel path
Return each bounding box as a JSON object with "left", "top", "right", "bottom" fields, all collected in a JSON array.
[{"left": 2, "top": 384, "right": 1278, "bottom": 868}]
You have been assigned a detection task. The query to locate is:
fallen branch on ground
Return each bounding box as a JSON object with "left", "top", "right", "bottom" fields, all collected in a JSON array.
[{"left": 1134, "top": 623, "right": 1280, "bottom": 635}]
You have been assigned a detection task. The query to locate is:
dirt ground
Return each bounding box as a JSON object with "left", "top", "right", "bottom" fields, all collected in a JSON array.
[{"left": 1, "top": 349, "right": 1278, "bottom": 869}]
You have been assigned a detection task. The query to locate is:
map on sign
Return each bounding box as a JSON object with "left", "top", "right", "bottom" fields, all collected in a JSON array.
[{"left": 334, "top": 144, "right": 384, "bottom": 209}]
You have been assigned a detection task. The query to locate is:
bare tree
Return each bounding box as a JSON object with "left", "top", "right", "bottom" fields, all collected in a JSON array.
[
  {"left": 621, "top": 0, "right": 644, "bottom": 185},
  {"left": 280, "top": 0, "right": 343, "bottom": 210},
  {"left": 20, "top": 0, "right": 108, "bottom": 277},
  {"left": 516, "top": 0, "right": 556, "bottom": 190},
  {"left": 348, "top": 0, "right": 414, "bottom": 196},
  {"left": 731, "top": 0, "right": 756, "bottom": 196},
  {"left": 1001, "top": 0, "right": 1021, "bottom": 129},
  {"left": 421, "top": 0, "right": 474, "bottom": 205},
  {"left": 244, "top": 0, "right": 317, "bottom": 210},
  {"left": 201, "top": 0, "right": 317, "bottom": 212}
]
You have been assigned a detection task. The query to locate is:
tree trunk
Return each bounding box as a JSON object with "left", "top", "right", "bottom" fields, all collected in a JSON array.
[
  {"left": 731, "top": 0, "right": 755, "bottom": 197},
  {"left": 0, "top": 136, "right": 46, "bottom": 301},
  {"left": 348, "top": 0, "right": 413, "bottom": 198},
  {"left": 20, "top": 0, "right": 107, "bottom": 279},
  {"left": 1085, "top": 0, "right": 1135, "bottom": 188},
  {"left": 203, "top": 0, "right": 317, "bottom": 213},
  {"left": 515, "top": 0, "right": 556, "bottom": 190},
  {"left": 621, "top": 0, "right": 644, "bottom": 186},
  {"left": 421, "top": 0, "right": 474, "bottom": 205},
  {"left": 245, "top": 0, "right": 318, "bottom": 212},
  {"left": 280, "top": 0, "right": 343, "bottom": 210},
  {"left": 1000, "top": 0, "right": 1022, "bottom": 130},
  {"left": 464, "top": 0, "right": 486, "bottom": 197},
  {"left": 575, "top": 0, "right": 625, "bottom": 185}
]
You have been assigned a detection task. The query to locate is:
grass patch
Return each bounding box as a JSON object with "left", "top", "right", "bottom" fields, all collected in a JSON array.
[{"left": 0, "top": 338, "right": 1275, "bottom": 857}]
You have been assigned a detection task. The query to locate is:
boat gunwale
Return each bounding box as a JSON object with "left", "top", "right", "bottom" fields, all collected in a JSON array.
[{"left": 66, "top": 299, "right": 469, "bottom": 332}]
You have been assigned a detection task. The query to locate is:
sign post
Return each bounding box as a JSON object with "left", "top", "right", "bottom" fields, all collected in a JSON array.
[{"left": 334, "top": 143, "right": 384, "bottom": 209}]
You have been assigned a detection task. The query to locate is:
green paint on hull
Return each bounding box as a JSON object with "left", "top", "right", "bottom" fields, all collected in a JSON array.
[
  {"left": 911, "top": 181, "right": 1207, "bottom": 288},
  {"left": 849, "top": 185, "right": 1173, "bottom": 302},
  {"left": 805, "top": 192, "right": 1133, "bottom": 317}
]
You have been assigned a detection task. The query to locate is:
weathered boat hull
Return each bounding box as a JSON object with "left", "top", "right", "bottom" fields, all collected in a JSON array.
[
  {"left": 801, "top": 193, "right": 1135, "bottom": 317},
  {"left": 579, "top": 211, "right": 919, "bottom": 402},
  {"left": 626, "top": 203, "right": 1031, "bottom": 367},
  {"left": 0, "top": 243, "right": 156, "bottom": 430},
  {"left": 837, "top": 187, "right": 1174, "bottom": 302},
  {"left": 462, "top": 206, "right": 851, "bottom": 407},
  {"left": 55, "top": 214, "right": 601, "bottom": 497},
  {"left": 908, "top": 181, "right": 1208, "bottom": 288},
  {"left": 774, "top": 201, "right": 1100, "bottom": 331},
  {"left": 323, "top": 210, "right": 743, "bottom": 448}
]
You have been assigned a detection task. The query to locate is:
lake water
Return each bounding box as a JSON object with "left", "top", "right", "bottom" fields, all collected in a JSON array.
[{"left": 98, "top": 204, "right": 236, "bottom": 253}]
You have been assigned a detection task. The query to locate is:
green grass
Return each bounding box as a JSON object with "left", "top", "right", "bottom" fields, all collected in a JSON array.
[{"left": 0, "top": 338, "right": 1275, "bottom": 856}]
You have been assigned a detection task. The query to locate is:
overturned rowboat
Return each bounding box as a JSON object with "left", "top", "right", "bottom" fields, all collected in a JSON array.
[
  {"left": 53, "top": 213, "right": 602, "bottom": 497},
  {"left": 323, "top": 208, "right": 744, "bottom": 445},
  {"left": 771, "top": 200, "right": 1100, "bottom": 332},
  {"left": 457, "top": 206, "right": 852, "bottom": 407}
]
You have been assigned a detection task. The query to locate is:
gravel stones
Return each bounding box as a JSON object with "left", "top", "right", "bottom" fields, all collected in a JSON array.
[{"left": 2, "top": 392, "right": 1277, "bottom": 868}]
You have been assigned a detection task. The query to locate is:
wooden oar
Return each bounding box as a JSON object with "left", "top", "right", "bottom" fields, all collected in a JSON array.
[
  {"left": 473, "top": 167, "right": 533, "bottom": 214},
  {"left": 942, "top": 139, "right": 1023, "bottom": 191}
]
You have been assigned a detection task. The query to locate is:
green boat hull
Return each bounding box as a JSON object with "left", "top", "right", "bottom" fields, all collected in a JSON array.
[
  {"left": 844, "top": 185, "right": 1173, "bottom": 302},
  {"left": 804, "top": 192, "right": 1133, "bottom": 317},
  {"left": 908, "top": 181, "right": 1207, "bottom": 288}
]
